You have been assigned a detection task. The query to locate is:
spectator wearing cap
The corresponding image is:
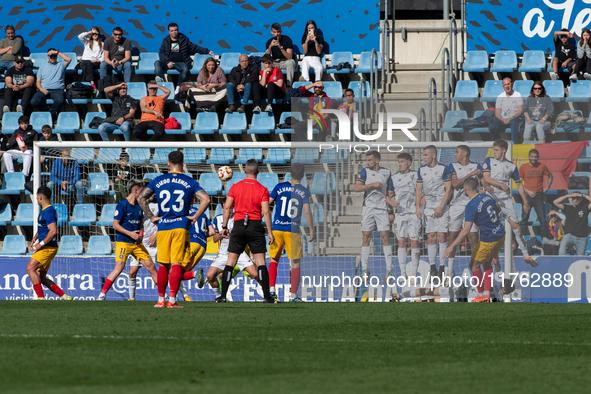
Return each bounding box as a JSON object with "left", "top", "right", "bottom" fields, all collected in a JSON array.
[
  {"left": 542, "top": 208, "right": 565, "bottom": 256},
  {"left": 554, "top": 192, "right": 591, "bottom": 255},
  {"left": 0, "top": 25, "right": 22, "bottom": 75},
  {"left": 3, "top": 56, "right": 35, "bottom": 114},
  {"left": 47, "top": 148, "right": 84, "bottom": 204},
  {"left": 265, "top": 23, "right": 296, "bottom": 87},
  {"left": 30, "top": 48, "right": 71, "bottom": 120},
  {"left": 98, "top": 82, "right": 137, "bottom": 141},
  {"left": 518, "top": 149, "right": 553, "bottom": 235},
  {"left": 133, "top": 80, "right": 170, "bottom": 142}
]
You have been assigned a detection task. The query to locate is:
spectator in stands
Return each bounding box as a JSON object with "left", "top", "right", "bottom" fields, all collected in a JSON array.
[
  {"left": 78, "top": 27, "right": 104, "bottom": 90},
  {"left": 0, "top": 25, "right": 22, "bottom": 75},
  {"left": 518, "top": 149, "right": 553, "bottom": 235},
  {"left": 523, "top": 81, "right": 554, "bottom": 143},
  {"left": 47, "top": 148, "right": 83, "bottom": 204},
  {"left": 253, "top": 54, "right": 285, "bottom": 113},
  {"left": 30, "top": 49, "right": 71, "bottom": 121},
  {"left": 296, "top": 81, "right": 334, "bottom": 141},
  {"left": 98, "top": 82, "right": 137, "bottom": 141},
  {"left": 111, "top": 152, "right": 137, "bottom": 202},
  {"left": 3, "top": 115, "right": 37, "bottom": 180},
  {"left": 550, "top": 28, "right": 576, "bottom": 81},
  {"left": 338, "top": 88, "right": 359, "bottom": 120},
  {"left": 226, "top": 54, "right": 258, "bottom": 113},
  {"left": 133, "top": 80, "right": 170, "bottom": 141},
  {"left": 3, "top": 56, "right": 35, "bottom": 114},
  {"left": 300, "top": 20, "right": 325, "bottom": 82},
  {"left": 192, "top": 57, "right": 227, "bottom": 112},
  {"left": 265, "top": 23, "right": 296, "bottom": 87},
  {"left": 155, "top": 22, "right": 213, "bottom": 90},
  {"left": 488, "top": 77, "right": 523, "bottom": 144},
  {"left": 39, "top": 125, "right": 59, "bottom": 167},
  {"left": 554, "top": 192, "right": 591, "bottom": 255},
  {"left": 100, "top": 26, "right": 132, "bottom": 83},
  {"left": 542, "top": 208, "right": 564, "bottom": 255},
  {"left": 571, "top": 28, "right": 591, "bottom": 82}
]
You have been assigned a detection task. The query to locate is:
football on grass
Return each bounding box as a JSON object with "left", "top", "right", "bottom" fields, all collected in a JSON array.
[{"left": 217, "top": 166, "right": 233, "bottom": 181}]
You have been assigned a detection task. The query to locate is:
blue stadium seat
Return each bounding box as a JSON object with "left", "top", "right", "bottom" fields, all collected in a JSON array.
[
  {"left": 221, "top": 112, "right": 247, "bottom": 134},
  {"left": 2, "top": 111, "right": 23, "bottom": 134},
  {"left": 513, "top": 80, "right": 534, "bottom": 98},
  {"left": 556, "top": 110, "right": 583, "bottom": 133},
  {"left": 184, "top": 148, "right": 207, "bottom": 164},
  {"left": 85, "top": 235, "right": 113, "bottom": 256},
  {"left": 0, "top": 172, "right": 25, "bottom": 195},
  {"left": 0, "top": 235, "right": 27, "bottom": 255},
  {"left": 80, "top": 112, "right": 106, "bottom": 135},
  {"left": 301, "top": 203, "right": 324, "bottom": 226},
  {"left": 86, "top": 173, "right": 110, "bottom": 196},
  {"left": 29, "top": 53, "right": 48, "bottom": 74},
  {"left": 70, "top": 147, "right": 95, "bottom": 165},
  {"left": 62, "top": 52, "right": 78, "bottom": 73},
  {"left": 54, "top": 203, "right": 68, "bottom": 226},
  {"left": 578, "top": 138, "right": 591, "bottom": 161},
  {"left": 310, "top": 172, "right": 336, "bottom": 195},
  {"left": 257, "top": 173, "right": 279, "bottom": 191},
  {"left": 490, "top": 50, "right": 517, "bottom": 73},
  {"left": 323, "top": 81, "right": 343, "bottom": 98},
  {"left": 53, "top": 112, "right": 80, "bottom": 134},
  {"left": 0, "top": 202, "right": 12, "bottom": 226},
  {"left": 199, "top": 173, "right": 223, "bottom": 195},
  {"left": 150, "top": 148, "right": 176, "bottom": 165},
  {"left": 568, "top": 171, "right": 590, "bottom": 193},
  {"left": 166, "top": 112, "right": 191, "bottom": 135},
  {"left": 135, "top": 52, "right": 159, "bottom": 74},
  {"left": 355, "top": 51, "right": 382, "bottom": 73},
  {"left": 519, "top": 50, "right": 546, "bottom": 73},
  {"left": 320, "top": 149, "right": 348, "bottom": 163},
  {"left": 214, "top": 204, "right": 223, "bottom": 218},
  {"left": 71, "top": 82, "right": 93, "bottom": 104},
  {"left": 207, "top": 148, "right": 234, "bottom": 164},
  {"left": 275, "top": 111, "right": 302, "bottom": 134},
  {"left": 96, "top": 148, "right": 122, "bottom": 164},
  {"left": 190, "top": 54, "right": 210, "bottom": 74},
  {"left": 58, "top": 235, "right": 83, "bottom": 255},
  {"left": 347, "top": 81, "right": 371, "bottom": 97},
  {"left": 157, "top": 82, "right": 176, "bottom": 103},
  {"left": 236, "top": 148, "right": 263, "bottom": 164},
  {"left": 543, "top": 80, "right": 565, "bottom": 102},
  {"left": 69, "top": 204, "right": 97, "bottom": 226},
  {"left": 220, "top": 52, "right": 241, "bottom": 74},
  {"left": 463, "top": 50, "right": 489, "bottom": 72},
  {"left": 284, "top": 173, "right": 308, "bottom": 188},
  {"left": 223, "top": 172, "right": 246, "bottom": 196},
  {"left": 566, "top": 81, "right": 591, "bottom": 102},
  {"left": 586, "top": 237, "right": 591, "bottom": 255},
  {"left": 11, "top": 203, "right": 34, "bottom": 226},
  {"left": 128, "top": 148, "right": 150, "bottom": 164},
  {"left": 192, "top": 112, "right": 219, "bottom": 134},
  {"left": 468, "top": 110, "right": 493, "bottom": 134},
  {"left": 143, "top": 172, "right": 163, "bottom": 181},
  {"left": 264, "top": 148, "right": 291, "bottom": 164},
  {"left": 451, "top": 80, "right": 478, "bottom": 102},
  {"left": 97, "top": 204, "right": 117, "bottom": 226},
  {"left": 328, "top": 52, "right": 354, "bottom": 74},
  {"left": 293, "top": 149, "right": 319, "bottom": 164},
  {"left": 480, "top": 80, "right": 504, "bottom": 102},
  {"left": 127, "top": 82, "right": 147, "bottom": 101},
  {"left": 440, "top": 110, "right": 467, "bottom": 134},
  {"left": 30, "top": 111, "right": 53, "bottom": 131},
  {"left": 249, "top": 112, "right": 274, "bottom": 135},
  {"left": 292, "top": 81, "right": 311, "bottom": 91}
]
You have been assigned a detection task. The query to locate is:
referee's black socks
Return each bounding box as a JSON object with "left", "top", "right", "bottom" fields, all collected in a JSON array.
[
  {"left": 220, "top": 265, "right": 234, "bottom": 299},
  {"left": 258, "top": 265, "right": 271, "bottom": 300}
]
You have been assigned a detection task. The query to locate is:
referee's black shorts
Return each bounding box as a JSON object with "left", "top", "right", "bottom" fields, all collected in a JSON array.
[{"left": 228, "top": 220, "right": 267, "bottom": 255}]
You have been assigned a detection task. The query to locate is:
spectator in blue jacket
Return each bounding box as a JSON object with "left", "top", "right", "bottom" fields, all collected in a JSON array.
[
  {"left": 154, "top": 23, "right": 213, "bottom": 90},
  {"left": 47, "top": 148, "right": 83, "bottom": 204}
]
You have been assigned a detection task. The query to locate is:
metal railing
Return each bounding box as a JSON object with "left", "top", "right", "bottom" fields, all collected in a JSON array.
[
  {"left": 449, "top": 18, "right": 458, "bottom": 84},
  {"left": 428, "top": 78, "right": 438, "bottom": 142},
  {"left": 418, "top": 107, "right": 427, "bottom": 141},
  {"left": 441, "top": 47, "right": 452, "bottom": 115},
  {"left": 369, "top": 48, "right": 380, "bottom": 114}
]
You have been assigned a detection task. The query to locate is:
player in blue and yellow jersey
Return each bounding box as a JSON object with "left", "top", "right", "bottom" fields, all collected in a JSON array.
[
  {"left": 268, "top": 163, "right": 315, "bottom": 302},
  {"left": 444, "top": 177, "right": 505, "bottom": 303},
  {"left": 98, "top": 180, "right": 159, "bottom": 300},
  {"left": 26, "top": 186, "right": 72, "bottom": 300},
  {"left": 182, "top": 203, "right": 215, "bottom": 288},
  {"left": 140, "top": 150, "right": 210, "bottom": 308}
]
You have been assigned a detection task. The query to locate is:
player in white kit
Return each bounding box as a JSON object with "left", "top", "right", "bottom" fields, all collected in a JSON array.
[
  {"left": 446, "top": 145, "right": 482, "bottom": 276},
  {"left": 354, "top": 151, "right": 394, "bottom": 277},
  {"left": 388, "top": 152, "right": 420, "bottom": 278},
  {"left": 482, "top": 139, "right": 537, "bottom": 267},
  {"left": 415, "top": 145, "right": 454, "bottom": 280}
]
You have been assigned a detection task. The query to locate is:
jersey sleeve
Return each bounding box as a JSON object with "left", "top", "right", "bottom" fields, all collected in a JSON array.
[
  {"left": 482, "top": 158, "right": 491, "bottom": 172},
  {"left": 213, "top": 215, "right": 222, "bottom": 231},
  {"left": 442, "top": 165, "right": 452, "bottom": 181},
  {"left": 447, "top": 163, "right": 456, "bottom": 176},
  {"left": 464, "top": 201, "right": 477, "bottom": 223},
  {"left": 206, "top": 216, "right": 213, "bottom": 227},
  {"left": 511, "top": 166, "right": 521, "bottom": 182},
  {"left": 388, "top": 176, "right": 394, "bottom": 191},
  {"left": 113, "top": 201, "right": 124, "bottom": 221},
  {"left": 262, "top": 187, "right": 270, "bottom": 203},
  {"left": 44, "top": 208, "right": 57, "bottom": 226},
  {"left": 416, "top": 168, "right": 423, "bottom": 183},
  {"left": 193, "top": 180, "right": 204, "bottom": 195},
  {"left": 227, "top": 184, "right": 236, "bottom": 199},
  {"left": 357, "top": 168, "right": 367, "bottom": 183},
  {"left": 303, "top": 188, "right": 311, "bottom": 205}
]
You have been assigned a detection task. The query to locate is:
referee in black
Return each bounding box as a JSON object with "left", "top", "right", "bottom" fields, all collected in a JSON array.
[{"left": 218, "top": 159, "right": 275, "bottom": 303}]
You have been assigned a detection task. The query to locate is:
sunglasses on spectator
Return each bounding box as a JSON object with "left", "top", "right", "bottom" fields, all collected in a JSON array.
[
  {"left": 533, "top": 87, "right": 542, "bottom": 90},
  {"left": 113, "top": 33, "right": 122, "bottom": 36}
]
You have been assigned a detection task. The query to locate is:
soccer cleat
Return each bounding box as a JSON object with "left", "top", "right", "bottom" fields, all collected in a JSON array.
[
  {"left": 154, "top": 300, "right": 166, "bottom": 308},
  {"left": 183, "top": 295, "right": 193, "bottom": 302},
  {"left": 97, "top": 293, "right": 106, "bottom": 301},
  {"left": 215, "top": 297, "right": 226, "bottom": 303},
  {"left": 128, "top": 298, "right": 135, "bottom": 301},
  {"left": 195, "top": 268, "right": 205, "bottom": 289},
  {"left": 474, "top": 295, "right": 491, "bottom": 303},
  {"left": 167, "top": 302, "right": 183, "bottom": 308},
  {"left": 493, "top": 258, "right": 501, "bottom": 272},
  {"left": 263, "top": 298, "right": 277, "bottom": 303},
  {"left": 270, "top": 291, "right": 277, "bottom": 301},
  {"left": 289, "top": 297, "right": 303, "bottom": 302},
  {"left": 61, "top": 295, "right": 73, "bottom": 300},
  {"left": 470, "top": 295, "right": 483, "bottom": 303},
  {"left": 524, "top": 257, "right": 538, "bottom": 268}
]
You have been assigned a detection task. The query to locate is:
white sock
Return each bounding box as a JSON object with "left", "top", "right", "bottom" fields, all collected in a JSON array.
[
  {"left": 439, "top": 242, "right": 448, "bottom": 267},
  {"left": 513, "top": 228, "right": 530, "bottom": 258},
  {"left": 290, "top": 293, "right": 297, "bottom": 299},
  {"left": 270, "top": 286, "right": 276, "bottom": 292},
  {"left": 60, "top": 294, "right": 68, "bottom": 300},
  {"left": 408, "top": 248, "right": 420, "bottom": 276},
  {"left": 447, "top": 257, "right": 455, "bottom": 270},
  {"left": 212, "top": 287, "right": 222, "bottom": 298},
  {"left": 178, "top": 281, "right": 188, "bottom": 297},
  {"left": 158, "top": 296, "right": 165, "bottom": 302},
  {"left": 397, "top": 247, "right": 407, "bottom": 274},
  {"left": 128, "top": 278, "right": 137, "bottom": 300},
  {"left": 169, "top": 296, "right": 177, "bottom": 304},
  {"left": 383, "top": 245, "right": 393, "bottom": 270},
  {"left": 361, "top": 246, "right": 370, "bottom": 271},
  {"left": 428, "top": 244, "right": 437, "bottom": 267}
]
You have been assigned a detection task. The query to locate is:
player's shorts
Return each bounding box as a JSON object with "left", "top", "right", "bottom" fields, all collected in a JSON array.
[
  {"left": 33, "top": 247, "right": 58, "bottom": 272},
  {"left": 211, "top": 252, "right": 253, "bottom": 271},
  {"left": 360, "top": 206, "right": 390, "bottom": 232},
  {"left": 394, "top": 214, "right": 420, "bottom": 240},
  {"left": 449, "top": 205, "right": 480, "bottom": 233},
  {"left": 157, "top": 228, "right": 190, "bottom": 265},
  {"left": 423, "top": 207, "right": 450, "bottom": 234},
  {"left": 228, "top": 220, "right": 266, "bottom": 255},
  {"left": 115, "top": 242, "right": 152, "bottom": 264},
  {"left": 183, "top": 243, "right": 206, "bottom": 272},
  {"left": 269, "top": 230, "right": 302, "bottom": 261},
  {"left": 473, "top": 237, "right": 505, "bottom": 263},
  {"left": 495, "top": 197, "right": 518, "bottom": 223},
  {"left": 130, "top": 243, "right": 157, "bottom": 267}
]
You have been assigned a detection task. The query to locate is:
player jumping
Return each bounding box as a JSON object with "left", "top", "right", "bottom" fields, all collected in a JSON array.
[
  {"left": 27, "top": 186, "right": 72, "bottom": 300},
  {"left": 181, "top": 203, "right": 211, "bottom": 288},
  {"left": 268, "top": 163, "right": 315, "bottom": 302}
]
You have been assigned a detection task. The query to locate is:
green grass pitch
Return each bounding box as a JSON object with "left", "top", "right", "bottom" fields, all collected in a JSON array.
[{"left": 1, "top": 302, "right": 590, "bottom": 394}]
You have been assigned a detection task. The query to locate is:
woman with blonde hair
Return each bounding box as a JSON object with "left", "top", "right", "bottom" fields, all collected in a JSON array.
[{"left": 78, "top": 26, "right": 104, "bottom": 89}]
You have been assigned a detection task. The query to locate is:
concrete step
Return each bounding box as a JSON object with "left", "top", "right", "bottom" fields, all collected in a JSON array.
[
  {"left": 344, "top": 205, "right": 362, "bottom": 215},
  {"left": 337, "top": 215, "right": 361, "bottom": 224},
  {"left": 332, "top": 237, "right": 362, "bottom": 248}
]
